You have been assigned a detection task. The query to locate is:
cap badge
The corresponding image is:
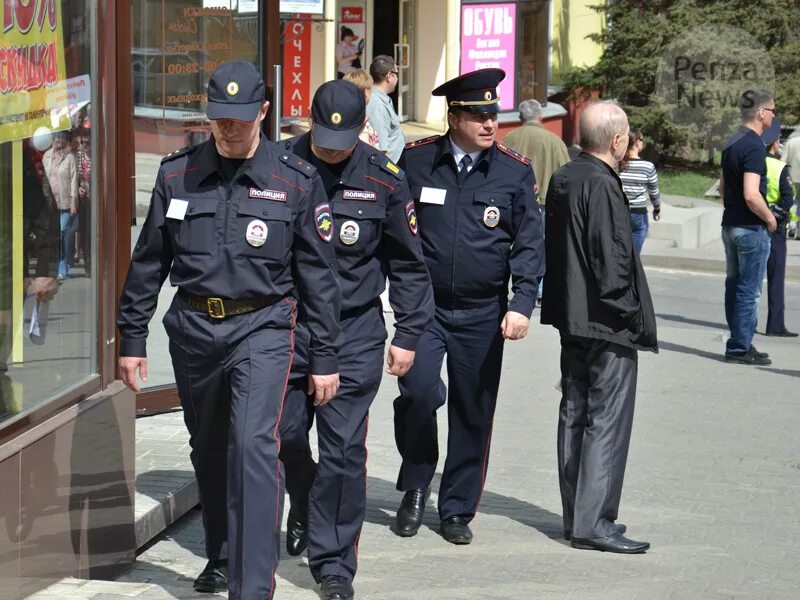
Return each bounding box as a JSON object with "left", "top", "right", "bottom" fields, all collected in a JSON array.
[
  {"left": 245, "top": 220, "right": 268, "bottom": 247},
  {"left": 227, "top": 81, "right": 239, "bottom": 96},
  {"left": 339, "top": 220, "right": 360, "bottom": 245},
  {"left": 484, "top": 90, "right": 493, "bottom": 101},
  {"left": 331, "top": 112, "right": 343, "bottom": 126},
  {"left": 483, "top": 205, "right": 500, "bottom": 228}
]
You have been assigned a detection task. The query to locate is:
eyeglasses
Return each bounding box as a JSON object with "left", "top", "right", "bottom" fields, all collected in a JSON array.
[
  {"left": 761, "top": 107, "right": 776, "bottom": 114},
  {"left": 389, "top": 71, "right": 399, "bottom": 77}
]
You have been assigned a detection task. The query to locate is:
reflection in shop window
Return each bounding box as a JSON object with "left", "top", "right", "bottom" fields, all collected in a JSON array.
[{"left": 0, "top": 0, "right": 97, "bottom": 426}]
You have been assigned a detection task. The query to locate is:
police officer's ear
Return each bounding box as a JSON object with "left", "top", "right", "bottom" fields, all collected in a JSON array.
[{"left": 256, "top": 100, "right": 270, "bottom": 123}]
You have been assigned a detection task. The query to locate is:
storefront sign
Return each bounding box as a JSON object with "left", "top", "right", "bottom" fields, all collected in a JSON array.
[
  {"left": 283, "top": 19, "right": 312, "bottom": 118},
  {"left": 341, "top": 7, "right": 363, "bottom": 23},
  {"left": 0, "top": 0, "right": 69, "bottom": 143},
  {"left": 280, "top": 0, "right": 324, "bottom": 15},
  {"left": 460, "top": 3, "right": 516, "bottom": 111}
]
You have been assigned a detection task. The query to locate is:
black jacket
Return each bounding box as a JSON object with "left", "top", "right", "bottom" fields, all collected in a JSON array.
[{"left": 541, "top": 153, "right": 657, "bottom": 352}]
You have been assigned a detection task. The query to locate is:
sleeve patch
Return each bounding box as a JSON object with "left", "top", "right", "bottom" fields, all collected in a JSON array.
[
  {"left": 405, "top": 200, "right": 418, "bottom": 235},
  {"left": 314, "top": 203, "right": 334, "bottom": 242}
]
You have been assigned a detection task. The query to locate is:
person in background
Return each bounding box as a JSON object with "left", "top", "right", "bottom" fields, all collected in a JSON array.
[
  {"left": 719, "top": 89, "right": 777, "bottom": 365},
  {"left": 618, "top": 129, "right": 662, "bottom": 254},
  {"left": 335, "top": 26, "right": 361, "bottom": 79},
  {"left": 761, "top": 117, "right": 797, "bottom": 337},
  {"left": 343, "top": 69, "right": 381, "bottom": 149},
  {"left": 542, "top": 101, "right": 657, "bottom": 554},
  {"left": 367, "top": 55, "right": 405, "bottom": 163},
  {"left": 781, "top": 127, "right": 800, "bottom": 198},
  {"left": 74, "top": 127, "right": 91, "bottom": 274},
  {"left": 502, "top": 98, "right": 570, "bottom": 300},
  {"left": 42, "top": 131, "right": 78, "bottom": 281}
]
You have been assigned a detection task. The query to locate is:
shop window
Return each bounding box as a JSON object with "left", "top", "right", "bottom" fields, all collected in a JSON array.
[
  {"left": 0, "top": 1, "right": 98, "bottom": 426},
  {"left": 129, "top": 1, "right": 259, "bottom": 389},
  {"left": 516, "top": 0, "right": 549, "bottom": 105}
]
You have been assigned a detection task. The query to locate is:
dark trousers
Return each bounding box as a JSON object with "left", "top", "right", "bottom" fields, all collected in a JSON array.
[
  {"left": 394, "top": 303, "right": 505, "bottom": 522},
  {"left": 279, "top": 305, "right": 386, "bottom": 583},
  {"left": 164, "top": 295, "right": 296, "bottom": 600},
  {"left": 557, "top": 333, "right": 638, "bottom": 540},
  {"left": 766, "top": 228, "right": 787, "bottom": 334}
]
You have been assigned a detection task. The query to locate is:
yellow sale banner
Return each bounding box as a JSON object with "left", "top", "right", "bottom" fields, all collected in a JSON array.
[{"left": 0, "top": 0, "right": 69, "bottom": 143}]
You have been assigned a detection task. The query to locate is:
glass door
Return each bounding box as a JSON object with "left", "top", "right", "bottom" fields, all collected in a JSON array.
[{"left": 394, "top": 0, "right": 414, "bottom": 122}]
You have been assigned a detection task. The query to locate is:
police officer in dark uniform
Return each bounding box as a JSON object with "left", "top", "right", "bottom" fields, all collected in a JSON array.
[
  {"left": 277, "top": 80, "right": 433, "bottom": 600},
  {"left": 392, "top": 69, "right": 544, "bottom": 545},
  {"left": 117, "top": 61, "right": 342, "bottom": 600}
]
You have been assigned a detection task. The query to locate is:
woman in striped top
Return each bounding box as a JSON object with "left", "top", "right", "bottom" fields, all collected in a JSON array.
[{"left": 619, "top": 130, "right": 661, "bottom": 253}]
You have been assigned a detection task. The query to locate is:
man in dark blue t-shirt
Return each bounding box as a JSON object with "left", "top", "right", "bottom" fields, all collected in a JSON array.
[{"left": 719, "top": 88, "right": 777, "bottom": 365}]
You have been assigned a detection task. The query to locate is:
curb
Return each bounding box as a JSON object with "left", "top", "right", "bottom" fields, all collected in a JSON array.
[
  {"left": 642, "top": 254, "right": 800, "bottom": 283},
  {"left": 135, "top": 479, "right": 199, "bottom": 550}
]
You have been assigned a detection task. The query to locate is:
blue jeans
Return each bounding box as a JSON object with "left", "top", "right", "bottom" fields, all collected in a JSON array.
[
  {"left": 58, "top": 210, "right": 79, "bottom": 278},
  {"left": 722, "top": 226, "right": 770, "bottom": 356},
  {"left": 630, "top": 212, "right": 649, "bottom": 254}
]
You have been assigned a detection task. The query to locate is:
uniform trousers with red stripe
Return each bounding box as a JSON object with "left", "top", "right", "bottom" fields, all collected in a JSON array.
[
  {"left": 164, "top": 295, "right": 296, "bottom": 600},
  {"left": 280, "top": 304, "right": 386, "bottom": 583},
  {"left": 393, "top": 302, "right": 506, "bottom": 522}
]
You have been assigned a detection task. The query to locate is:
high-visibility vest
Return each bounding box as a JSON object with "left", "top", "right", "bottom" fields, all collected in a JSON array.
[{"left": 765, "top": 155, "right": 786, "bottom": 206}]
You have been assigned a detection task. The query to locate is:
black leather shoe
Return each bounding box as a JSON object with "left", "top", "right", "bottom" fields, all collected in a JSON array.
[
  {"left": 750, "top": 346, "right": 769, "bottom": 359},
  {"left": 440, "top": 516, "right": 473, "bottom": 545},
  {"left": 286, "top": 505, "right": 309, "bottom": 556},
  {"left": 395, "top": 486, "right": 431, "bottom": 537},
  {"left": 320, "top": 575, "right": 354, "bottom": 600},
  {"left": 725, "top": 348, "right": 771, "bottom": 365},
  {"left": 193, "top": 559, "right": 228, "bottom": 593},
  {"left": 571, "top": 532, "right": 649, "bottom": 554},
  {"left": 565, "top": 523, "right": 626, "bottom": 541},
  {"left": 766, "top": 329, "right": 799, "bottom": 337}
]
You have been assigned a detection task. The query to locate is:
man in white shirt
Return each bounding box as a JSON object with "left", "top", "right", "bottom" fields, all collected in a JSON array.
[
  {"left": 782, "top": 129, "right": 800, "bottom": 197},
  {"left": 367, "top": 55, "right": 405, "bottom": 162}
]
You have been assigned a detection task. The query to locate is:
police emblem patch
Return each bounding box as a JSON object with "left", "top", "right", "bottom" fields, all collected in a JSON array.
[
  {"left": 246, "top": 220, "right": 268, "bottom": 247},
  {"left": 339, "top": 220, "right": 360, "bottom": 245},
  {"left": 315, "top": 203, "right": 334, "bottom": 242},
  {"left": 227, "top": 81, "right": 239, "bottom": 96},
  {"left": 406, "top": 200, "right": 418, "bottom": 235},
  {"left": 483, "top": 206, "right": 500, "bottom": 228}
]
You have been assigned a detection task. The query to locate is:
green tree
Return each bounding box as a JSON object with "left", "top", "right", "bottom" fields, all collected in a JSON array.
[{"left": 564, "top": 0, "right": 800, "bottom": 162}]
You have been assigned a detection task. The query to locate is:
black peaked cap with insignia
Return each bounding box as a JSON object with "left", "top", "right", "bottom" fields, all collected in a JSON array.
[
  {"left": 311, "top": 79, "right": 366, "bottom": 151},
  {"left": 432, "top": 68, "right": 505, "bottom": 114},
  {"left": 206, "top": 60, "right": 266, "bottom": 122}
]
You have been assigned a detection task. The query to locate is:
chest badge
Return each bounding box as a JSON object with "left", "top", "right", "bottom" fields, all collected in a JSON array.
[
  {"left": 246, "top": 220, "right": 268, "bottom": 247},
  {"left": 483, "top": 206, "right": 500, "bottom": 228},
  {"left": 339, "top": 220, "right": 360, "bottom": 245}
]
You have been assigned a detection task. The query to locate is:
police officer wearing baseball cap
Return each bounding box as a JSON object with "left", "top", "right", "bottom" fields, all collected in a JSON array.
[
  {"left": 391, "top": 69, "right": 544, "bottom": 545},
  {"left": 278, "top": 79, "right": 433, "bottom": 600},
  {"left": 117, "top": 60, "right": 343, "bottom": 600},
  {"left": 762, "top": 117, "right": 798, "bottom": 337}
]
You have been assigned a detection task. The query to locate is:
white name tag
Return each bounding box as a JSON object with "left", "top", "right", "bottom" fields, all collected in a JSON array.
[
  {"left": 166, "top": 198, "right": 189, "bottom": 220},
  {"left": 419, "top": 187, "right": 447, "bottom": 205}
]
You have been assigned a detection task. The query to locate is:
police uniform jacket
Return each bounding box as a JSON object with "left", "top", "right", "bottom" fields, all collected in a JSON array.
[
  {"left": 399, "top": 134, "right": 544, "bottom": 317},
  {"left": 117, "top": 136, "right": 343, "bottom": 374},
  {"left": 282, "top": 133, "right": 434, "bottom": 351},
  {"left": 541, "top": 153, "right": 657, "bottom": 352}
]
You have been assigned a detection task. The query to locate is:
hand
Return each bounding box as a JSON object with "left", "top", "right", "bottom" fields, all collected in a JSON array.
[
  {"left": 501, "top": 311, "right": 530, "bottom": 340},
  {"left": 28, "top": 277, "right": 59, "bottom": 301},
  {"left": 386, "top": 345, "right": 415, "bottom": 377},
  {"left": 79, "top": 186, "right": 87, "bottom": 198},
  {"left": 119, "top": 356, "right": 148, "bottom": 392},
  {"left": 766, "top": 213, "right": 778, "bottom": 233},
  {"left": 308, "top": 373, "right": 340, "bottom": 406},
  {"left": 70, "top": 205, "right": 77, "bottom": 217},
  {"left": 653, "top": 209, "right": 661, "bottom": 222}
]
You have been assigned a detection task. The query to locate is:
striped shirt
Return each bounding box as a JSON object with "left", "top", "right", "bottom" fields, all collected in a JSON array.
[{"left": 619, "top": 158, "right": 661, "bottom": 213}]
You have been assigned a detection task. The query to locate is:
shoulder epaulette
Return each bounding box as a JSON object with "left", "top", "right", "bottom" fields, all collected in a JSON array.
[
  {"left": 161, "top": 146, "right": 191, "bottom": 163},
  {"left": 497, "top": 142, "right": 531, "bottom": 166},
  {"left": 279, "top": 151, "right": 316, "bottom": 178},
  {"left": 405, "top": 135, "right": 440, "bottom": 150},
  {"left": 369, "top": 152, "right": 405, "bottom": 181}
]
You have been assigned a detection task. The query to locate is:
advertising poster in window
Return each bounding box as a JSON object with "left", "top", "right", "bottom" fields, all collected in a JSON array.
[
  {"left": 281, "top": 0, "right": 325, "bottom": 15},
  {"left": 460, "top": 3, "right": 516, "bottom": 112},
  {"left": 0, "top": 0, "right": 69, "bottom": 143}
]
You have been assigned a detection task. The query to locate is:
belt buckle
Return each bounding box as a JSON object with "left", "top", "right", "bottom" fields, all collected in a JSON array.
[{"left": 207, "top": 297, "right": 226, "bottom": 319}]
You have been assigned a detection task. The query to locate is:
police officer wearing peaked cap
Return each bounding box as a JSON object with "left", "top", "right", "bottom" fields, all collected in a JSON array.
[
  {"left": 392, "top": 68, "right": 545, "bottom": 545},
  {"left": 277, "top": 79, "right": 433, "bottom": 600},
  {"left": 116, "top": 60, "right": 343, "bottom": 600}
]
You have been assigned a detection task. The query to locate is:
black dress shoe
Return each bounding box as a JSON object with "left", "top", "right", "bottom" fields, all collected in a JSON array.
[
  {"left": 320, "top": 575, "right": 354, "bottom": 600},
  {"left": 440, "top": 516, "right": 473, "bottom": 545},
  {"left": 750, "top": 346, "right": 769, "bottom": 359},
  {"left": 725, "top": 348, "right": 771, "bottom": 365},
  {"left": 565, "top": 523, "right": 626, "bottom": 541},
  {"left": 286, "top": 505, "right": 309, "bottom": 556},
  {"left": 766, "top": 329, "right": 799, "bottom": 337},
  {"left": 193, "top": 559, "right": 228, "bottom": 593},
  {"left": 395, "top": 486, "right": 431, "bottom": 537},
  {"left": 571, "top": 532, "right": 650, "bottom": 554}
]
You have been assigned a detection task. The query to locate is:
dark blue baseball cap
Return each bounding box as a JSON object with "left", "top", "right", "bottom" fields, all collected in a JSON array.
[
  {"left": 311, "top": 80, "right": 366, "bottom": 150},
  {"left": 761, "top": 116, "right": 782, "bottom": 145},
  {"left": 206, "top": 60, "right": 266, "bottom": 121}
]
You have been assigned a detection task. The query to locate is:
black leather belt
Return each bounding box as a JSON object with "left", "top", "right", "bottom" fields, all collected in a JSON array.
[{"left": 178, "top": 289, "right": 277, "bottom": 319}]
